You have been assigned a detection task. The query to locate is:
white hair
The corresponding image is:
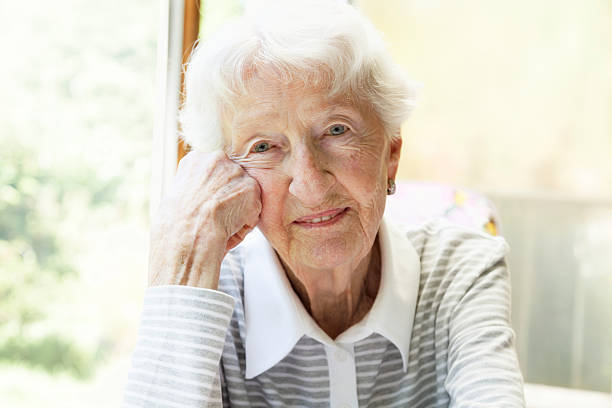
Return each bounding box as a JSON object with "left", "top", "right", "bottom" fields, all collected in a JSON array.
[{"left": 179, "top": 0, "right": 419, "bottom": 151}]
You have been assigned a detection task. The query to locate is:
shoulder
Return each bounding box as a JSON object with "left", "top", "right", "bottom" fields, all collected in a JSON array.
[
  {"left": 403, "top": 218, "right": 511, "bottom": 304},
  {"left": 405, "top": 217, "right": 509, "bottom": 269}
]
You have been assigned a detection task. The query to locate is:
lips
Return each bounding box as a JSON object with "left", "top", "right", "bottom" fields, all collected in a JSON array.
[{"left": 294, "top": 208, "right": 347, "bottom": 225}]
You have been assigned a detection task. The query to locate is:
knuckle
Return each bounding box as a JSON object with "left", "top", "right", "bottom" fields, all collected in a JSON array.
[
  {"left": 245, "top": 176, "right": 260, "bottom": 191},
  {"left": 210, "top": 150, "right": 229, "bottom": 166}
]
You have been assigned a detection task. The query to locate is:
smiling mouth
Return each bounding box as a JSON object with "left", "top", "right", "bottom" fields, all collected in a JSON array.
[{"left": 294, "top": 207, "right": 348, "bottom": 226}]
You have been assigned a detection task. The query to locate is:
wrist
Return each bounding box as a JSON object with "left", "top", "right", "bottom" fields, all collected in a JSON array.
[{"left": 148, "top": 236, "right": 227, "bottom": 290}]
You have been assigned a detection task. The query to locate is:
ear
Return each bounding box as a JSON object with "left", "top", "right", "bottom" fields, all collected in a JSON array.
[{"left": 387, "top": 128, "right": 402, "bottom": 180}]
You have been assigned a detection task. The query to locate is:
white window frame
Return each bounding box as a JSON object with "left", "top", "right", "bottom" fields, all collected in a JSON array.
[{"left": 150, "top": 0, "right": 185, "bottom": 219}]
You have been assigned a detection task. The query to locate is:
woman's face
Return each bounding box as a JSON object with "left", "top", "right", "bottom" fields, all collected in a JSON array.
[{"left": 226, "top": 77, "right": 401, "bottom": 272}]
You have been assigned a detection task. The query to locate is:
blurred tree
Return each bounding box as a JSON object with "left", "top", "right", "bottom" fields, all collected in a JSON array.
[
  {"left": 0, "top": 139, "right": 120, "bottom": 378},
  {"left": 0, "top": 1, "right": 154, "bottom": 403}
]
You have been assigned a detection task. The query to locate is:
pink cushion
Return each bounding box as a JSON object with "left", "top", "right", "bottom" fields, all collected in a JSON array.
[{"left": 385, "top": 181, "right": 501, "bottom": 236}]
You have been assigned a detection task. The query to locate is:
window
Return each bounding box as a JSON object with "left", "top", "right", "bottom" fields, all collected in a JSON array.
[
  {"left": 3, "top": 0, "right": 610, "bottom": 406},
  {"left": 0, "top": 1, "right": 156, "bottom": 405}
]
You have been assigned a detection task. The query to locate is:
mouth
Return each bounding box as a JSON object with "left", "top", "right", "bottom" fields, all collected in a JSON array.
[{"left": 293, "top": 207, "right": 348, "bottom": 227}]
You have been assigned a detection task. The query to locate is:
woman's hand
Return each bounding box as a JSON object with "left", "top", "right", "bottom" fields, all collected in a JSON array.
[{"left": 148, "top": 151, "right": 262, "bottom": 289}]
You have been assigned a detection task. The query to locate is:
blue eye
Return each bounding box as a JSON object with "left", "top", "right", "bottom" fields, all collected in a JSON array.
[
  {"left": 252, "top": 142, "right": 270, "bottom": 153},
  {"left": 329, "top": 124, "right": 348, "bottom": 136}
]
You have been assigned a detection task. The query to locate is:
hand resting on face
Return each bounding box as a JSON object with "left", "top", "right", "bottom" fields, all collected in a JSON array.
[{"left": 148, "top": 150, "right": 262, "bottom": 289}]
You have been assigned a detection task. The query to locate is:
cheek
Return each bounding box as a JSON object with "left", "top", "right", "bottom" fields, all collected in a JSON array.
[
  {"left": 336, "top": 152, "right": 389, "bottom": 230},
  {"left": 325, "top": 130, "right": 387, "bottom": 178},
  {"left": 338, "top": 145, "right": 388, "bottom": 198}
]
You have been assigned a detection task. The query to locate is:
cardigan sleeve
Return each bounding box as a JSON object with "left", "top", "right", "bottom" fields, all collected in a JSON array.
[
  {"left": 122, "top": 285, "right": 235, "bottom": 408},
  {"left": 444, "top": 242, "right": 526, "bottom": 407}
]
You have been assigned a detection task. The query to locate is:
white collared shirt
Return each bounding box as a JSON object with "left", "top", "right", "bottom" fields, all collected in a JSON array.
[{"left": 242, "top": 216, "right": 420, "bottom": 406}]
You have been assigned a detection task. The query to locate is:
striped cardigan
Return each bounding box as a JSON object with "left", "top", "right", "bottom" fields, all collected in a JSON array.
[{"left": 123, "top": 219, "right": 525, "bottom": 407}]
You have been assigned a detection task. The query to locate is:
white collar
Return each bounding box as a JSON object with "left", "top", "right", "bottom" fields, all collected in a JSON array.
[{"left": 242, "top": 216, "right": 421, "bottom": 379}]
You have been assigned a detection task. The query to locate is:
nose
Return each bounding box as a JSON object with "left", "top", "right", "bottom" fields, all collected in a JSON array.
[{"left": 287, "top": 143, "right": 334, "bottom": 207}]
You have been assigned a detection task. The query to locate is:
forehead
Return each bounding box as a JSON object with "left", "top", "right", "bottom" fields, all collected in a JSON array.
[
  {"left": 227, "top": 75, "right": 363, "bottom": 130},
  {"left": 237, "top": 88, "right": 324, "bottom": 121}
]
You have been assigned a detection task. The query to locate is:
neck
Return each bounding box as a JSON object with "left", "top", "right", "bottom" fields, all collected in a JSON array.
[{"left": 280, "top": 236, "right": 381, "bottom": 339}]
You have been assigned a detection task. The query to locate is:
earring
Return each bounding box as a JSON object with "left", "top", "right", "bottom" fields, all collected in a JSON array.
[{"left": 387, "top": 178, "right": 396, "bottom": 195}]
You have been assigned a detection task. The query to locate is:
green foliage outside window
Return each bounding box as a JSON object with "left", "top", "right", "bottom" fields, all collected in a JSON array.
[
  {"left": 0, "top": 139, "right": 119, "bottom": 378},
  {"left": 1, "top": 0, "right": 155, "bottom": 405}
]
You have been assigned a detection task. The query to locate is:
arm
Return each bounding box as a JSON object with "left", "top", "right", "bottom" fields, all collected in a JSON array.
[
  {"left": 122, "top": 285, "right": 234, "bottom": 407},
  {"left": 123, "top": 151, "right": 261, "bottom": 407},
  {"left": 445, "top": 245, "right": 526, "bottom": 407}
]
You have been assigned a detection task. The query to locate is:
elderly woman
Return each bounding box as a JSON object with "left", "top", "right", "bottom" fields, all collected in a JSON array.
[{"left": 123, "top": 2, "right": 524, "bottom": 407}]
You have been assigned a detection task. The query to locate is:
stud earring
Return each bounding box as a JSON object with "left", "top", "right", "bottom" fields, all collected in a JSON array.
[{"left": 387, "top": 178, "right": 396, "bottom": 195}]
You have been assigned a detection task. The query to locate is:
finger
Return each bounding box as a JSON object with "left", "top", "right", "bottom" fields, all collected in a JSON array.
[{"left": 227, "top": 150, "right": 248, "bottom": 165}]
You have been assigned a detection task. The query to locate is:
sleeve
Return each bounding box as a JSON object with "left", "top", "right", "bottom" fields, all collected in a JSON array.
[
  {"left": 122, "top": 285, "right": 235, "bottom": 408},
  {"left": 445, "top": 241, "right": 526, "bottom": 407}
]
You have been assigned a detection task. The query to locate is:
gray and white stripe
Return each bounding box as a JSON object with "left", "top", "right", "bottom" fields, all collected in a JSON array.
[{"left": 123, "top": 219, "right": 525, "bottom": 407}]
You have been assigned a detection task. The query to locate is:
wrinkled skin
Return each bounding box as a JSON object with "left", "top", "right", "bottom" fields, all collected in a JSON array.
[
  {"left": 148, "top": 151, "right": 261, "bottom": 288},
  {"left": 149, "top": 76, "right": 401, "bottom": 338}
]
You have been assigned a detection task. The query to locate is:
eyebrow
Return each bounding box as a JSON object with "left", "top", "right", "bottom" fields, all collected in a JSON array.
[
  {"left": 300, "top": 103, "right": 362, "bottom": 124},
  {"left": 317, "top": 105, "right": 365, "bottom": 126},
  {"left": 325, "top": 105, "right": 358, "bottom": 115},
  {"left": 231, "top": 102, "right": 363, "bottom": 140}
]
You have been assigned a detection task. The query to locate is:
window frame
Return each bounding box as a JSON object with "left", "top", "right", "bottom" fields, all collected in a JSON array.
[{"left": 150, "top": 0, "right": 199, "bottom": 218}]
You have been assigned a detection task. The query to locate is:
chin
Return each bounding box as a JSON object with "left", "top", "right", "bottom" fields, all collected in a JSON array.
[{"left": 297, "top": 238, "right": 365, "bottom": 271}]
